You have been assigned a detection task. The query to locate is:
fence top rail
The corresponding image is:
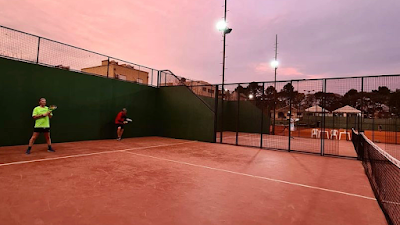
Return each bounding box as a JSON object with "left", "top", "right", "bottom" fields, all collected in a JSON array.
[
  {"left": 3, "top": 25, "right": 400, "bottom": 87},
  {"left": 213, "top": 74, "right": 400, "bottom": 86},
  {"left": 0, "top": 25, "right": 158, "bottom": 71}
]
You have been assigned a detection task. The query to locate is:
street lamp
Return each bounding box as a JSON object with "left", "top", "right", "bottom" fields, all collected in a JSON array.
[{"left": 249, "top": 94, "right": 254, "bottom": 100}]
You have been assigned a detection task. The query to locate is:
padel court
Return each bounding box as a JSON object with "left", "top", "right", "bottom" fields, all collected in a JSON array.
[{"left": 0, "top": 137, "right": 387, "bottom": 225}]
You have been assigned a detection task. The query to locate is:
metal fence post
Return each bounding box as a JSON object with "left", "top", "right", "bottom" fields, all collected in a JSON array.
[
  {"left": 394, "top": 115, "right": 397, "bottom": 145},
  {"left": 372, "top": 117, "right": 375, "bottom": 141},
  {"left": 272, "top": 86, "right": 276, "bottom": 135},
  {"left": 158, "top": 71, "right": 161, "bottom": 87},
  {"left": 288, "top": 81, "right": 292, "bottom": 152},
  {"left": 106, "top": 57, "right": 110, "bottom": 78},
  {"left": 236, "top": 84, "right": 240, "bottom": 145},
  {"left": 321, "top": 79, "right": 326, "bottom": 156},
  {"left": 151, "top": 69, "right": 153, "bottom": 86},
  {"left": 213, "top": 85, "right": 219, "bottom": 143},
  {"left": 36, "top": 37, "right": 41, "bottom": 64},
  {"left": 220, "top": 86, "right": 224, "bottom": 143},
  {"left": 360, "top": 77, "right": 364, "bottom": 132},
  {"left": 138, "top": 66, "right": 141, "bottom": 83},
  {"left": 260, "top": 82, "right": 265, "bottom": 148}
]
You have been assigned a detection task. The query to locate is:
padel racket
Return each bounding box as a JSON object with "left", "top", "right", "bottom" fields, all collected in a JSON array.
[{"left": 48, "top": 105, "right": 58, "bottom": 111}]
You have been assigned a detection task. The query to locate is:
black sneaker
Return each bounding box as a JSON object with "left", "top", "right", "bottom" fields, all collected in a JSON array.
[
  {"left": 48, "top": 148, "right": 55, "bottom": 153},
  {"left": 25, "top": 149, "right": 31, "bottom": 155}
]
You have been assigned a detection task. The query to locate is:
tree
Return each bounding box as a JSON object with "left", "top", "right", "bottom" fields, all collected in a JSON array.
[
  {"left": 247, "top": 82, "right": 264, "bottom": 99},
  {"left": 373, "top": 86, "right": 391, "bottom": 96},
  {"left": 342, "top": 89, "right": 360, "bottom": 107},
  {"left": 313, "top": 92, "right": 342, "bottom": 111},
  {"left": 389, "top": 90, "right": 400, "bottom": 116}
]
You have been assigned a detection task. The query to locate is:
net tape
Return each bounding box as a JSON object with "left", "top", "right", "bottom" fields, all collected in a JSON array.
[{"left": 361, "top": 132, "right": 400, "bottom": 169}]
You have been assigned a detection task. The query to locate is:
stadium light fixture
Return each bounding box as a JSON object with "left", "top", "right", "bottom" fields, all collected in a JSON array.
[
  {"left": 216, "top": 20, "right": 227, "bottom": 31},
  {"left": 216, "top": 20, "right": 233, "bottom": 34},
  {"left": 271, "top": 60, "right": 279, "bottom": 69}
]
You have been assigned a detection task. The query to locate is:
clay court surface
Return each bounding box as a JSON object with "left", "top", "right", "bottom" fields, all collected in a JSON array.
[{"left": 0, "top": 137, "right": 387, "bottom": 225}]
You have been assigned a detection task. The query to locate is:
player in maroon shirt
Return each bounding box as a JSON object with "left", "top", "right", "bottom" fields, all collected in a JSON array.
[{"left": 115, "top": 108, "right": 128, "bottom": 141}]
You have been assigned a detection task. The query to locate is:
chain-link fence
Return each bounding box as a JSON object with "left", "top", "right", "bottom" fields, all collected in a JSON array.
[
  {"left": 0, "top": 25, "right": 159, "bottom": 87},
  {"left": 216, "top": 75, "right": 400, "bottom": 159}
]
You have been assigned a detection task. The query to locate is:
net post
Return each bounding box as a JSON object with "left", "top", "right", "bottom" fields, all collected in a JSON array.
[
  {"left": 36, "top": 37, "right": 41, "bottom": 64},
  {"left": 260, "top": 82, "right": 265, "bottom": 148}
]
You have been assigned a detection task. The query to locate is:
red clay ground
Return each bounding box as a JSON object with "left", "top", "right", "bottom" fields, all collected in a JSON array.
[{"left": 0, "top": 137, "right": 387, "bottom": 225}]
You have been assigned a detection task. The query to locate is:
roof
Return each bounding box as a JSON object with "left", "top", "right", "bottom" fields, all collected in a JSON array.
[
  {"left": 333, "top": 105, "right": 361, "bottom": 114},
  {"left": 305, "top": 105, "right": 329, "bottom": 113}
]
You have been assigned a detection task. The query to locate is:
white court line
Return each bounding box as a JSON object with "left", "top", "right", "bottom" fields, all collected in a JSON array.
[
  {"left": 0, "top": 141, "right": 196, "bottom": 167},
  {"left": 124, "top": 151, "right": 377, "bottom": 201}
]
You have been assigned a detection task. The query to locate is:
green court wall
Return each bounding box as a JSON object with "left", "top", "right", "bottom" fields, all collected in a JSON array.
[
  {"left": 157, "top": 86, "right": 215, "bottom": 142},
  {"left": 0, "top": 58, "right": 157, "bottom": 146}
]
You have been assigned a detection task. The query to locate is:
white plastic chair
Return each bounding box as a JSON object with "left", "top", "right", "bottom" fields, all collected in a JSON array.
[
  {"left": 339, "top": 129, "right": 351, "bottom": 140},
  {"left": 330, "top": 129, "right": 339, "bottom": 139},
  {"left": 311, "top": 129, "right": 319, "bottom": 138},
  {"left": 318, "top": 130, "right": 329, "bottom": 139}
]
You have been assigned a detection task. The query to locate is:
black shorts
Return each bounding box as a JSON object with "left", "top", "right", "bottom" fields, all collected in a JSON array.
[
  {"left": 116, "top": 124, "right": 125, "bottom": 129},
  {"left": 34, "top": 127, "right": 50, "bottom": 133}
]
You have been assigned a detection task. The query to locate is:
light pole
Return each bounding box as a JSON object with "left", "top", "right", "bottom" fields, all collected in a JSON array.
[
  {"left": 217, "top": 0, "right": 232, "bottom": 143},
  {"left": 271, "top": 34, "right": 278, "bottom": 135}
]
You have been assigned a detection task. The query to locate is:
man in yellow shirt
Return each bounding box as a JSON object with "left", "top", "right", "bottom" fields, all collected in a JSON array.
[{"left": 26, "top": 98, "right": 55, "bottom": 154}]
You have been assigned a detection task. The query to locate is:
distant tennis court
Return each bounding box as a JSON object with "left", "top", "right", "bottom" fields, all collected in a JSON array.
[{"left": 0, "top": 137, "right": 387, "bottom": 225}]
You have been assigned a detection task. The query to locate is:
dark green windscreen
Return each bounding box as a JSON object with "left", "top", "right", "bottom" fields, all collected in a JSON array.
[
  {"left": 158, "top": 86, "right": 215, "bottom": 142},
  {"left": 0, "top": 58, "right": 157, "bottom": 146}
]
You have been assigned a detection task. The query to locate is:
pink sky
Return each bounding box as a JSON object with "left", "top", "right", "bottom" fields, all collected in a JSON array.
[{"left": 1, "top": 0, "right": 400, "bottom": 84}]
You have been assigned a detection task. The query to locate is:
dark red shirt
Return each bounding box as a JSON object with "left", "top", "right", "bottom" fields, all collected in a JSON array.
[{"left": 115, "top": 112, "right": 126, "bottom": 124}]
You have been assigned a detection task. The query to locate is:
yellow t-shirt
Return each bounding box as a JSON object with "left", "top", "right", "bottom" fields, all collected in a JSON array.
[{"left": 32, "top": 106, "right": 53, "bottom": 128}]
